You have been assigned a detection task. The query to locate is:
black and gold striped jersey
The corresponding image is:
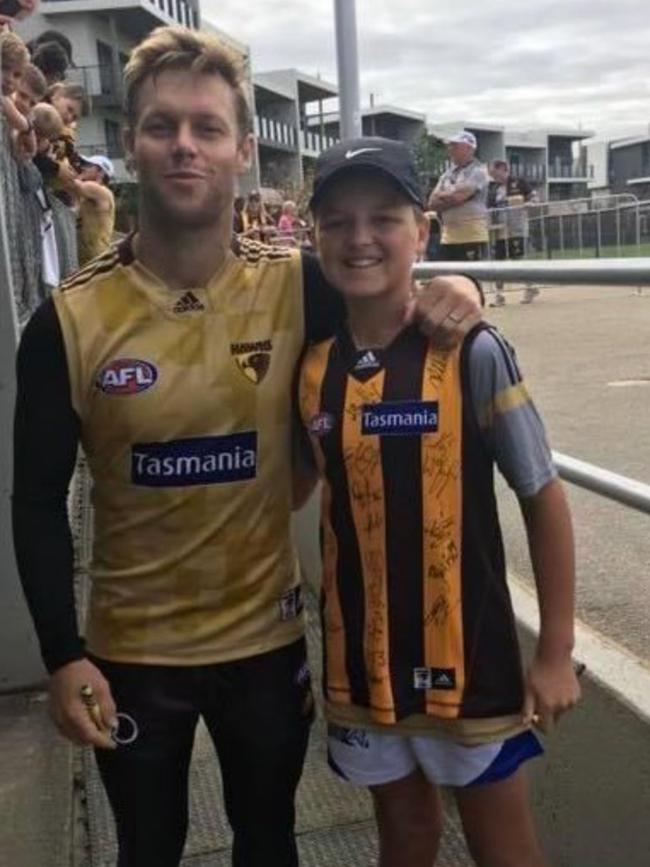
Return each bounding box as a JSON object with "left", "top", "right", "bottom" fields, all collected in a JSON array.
[{"left": 299, "top": 324, "right": 556, "bottom": 742}]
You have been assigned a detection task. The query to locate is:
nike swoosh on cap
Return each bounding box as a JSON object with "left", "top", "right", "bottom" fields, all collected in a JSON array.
[{"left": 344, "top": 147, "right": 383, "bottom": 159}]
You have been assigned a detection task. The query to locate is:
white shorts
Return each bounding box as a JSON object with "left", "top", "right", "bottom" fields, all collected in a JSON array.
[{"left": 327, "top": 724, "right": 542, "bottom": 788}]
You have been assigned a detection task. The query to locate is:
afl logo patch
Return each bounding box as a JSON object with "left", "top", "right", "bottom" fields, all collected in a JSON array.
[
  {"left": 309, "top": 412, "right": 335, "bottom": 436},
  {"left": 96, "top": 359, "right": 158, "bottom": 395},
  {"left": 231, "top": 340, "right": 272, "bottom": 385}
]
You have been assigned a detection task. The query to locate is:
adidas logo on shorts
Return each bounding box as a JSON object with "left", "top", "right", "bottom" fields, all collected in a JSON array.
[
  {"left": 172, "top": 291, "right": 205, "bottom": 313},
  {"left": 413, "top": 667, "right": 456, "bottom": 690}
]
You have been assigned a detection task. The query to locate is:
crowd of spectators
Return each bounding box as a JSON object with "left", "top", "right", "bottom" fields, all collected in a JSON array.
[
  {"left": 1, "top": 11, "right": 115, "bottom": 316},
  {"left": 233, "top": 189, "right": 314, "bottom": 249}
]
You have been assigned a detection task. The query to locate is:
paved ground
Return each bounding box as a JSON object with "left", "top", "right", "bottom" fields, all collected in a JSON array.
[{"left": 485, "top": 282, "right": 650, "bottom": 663}]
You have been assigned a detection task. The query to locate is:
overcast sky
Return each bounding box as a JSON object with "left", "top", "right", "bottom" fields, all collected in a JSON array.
[{"left": 202, "top": 0, "right": 650, "bottom": 140}]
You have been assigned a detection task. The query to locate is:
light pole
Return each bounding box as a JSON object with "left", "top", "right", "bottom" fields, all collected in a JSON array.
[{"left": 333, "top": 0, "right": 362, "bottom": 138}]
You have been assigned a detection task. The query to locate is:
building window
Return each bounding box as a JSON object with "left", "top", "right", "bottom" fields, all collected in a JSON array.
[
  {"left": 96, "top": 40, "right": 114, "bottom": 96},
  {"left": 104, "top": 120, "right": 123, "bottom": 159}
]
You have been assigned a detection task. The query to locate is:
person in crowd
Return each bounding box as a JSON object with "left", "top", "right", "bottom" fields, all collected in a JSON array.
[
  {"left": 12, "top": 26, "right": 482, "bottom": 867},
  {"left": 488, "top": 159, "right": 538, "bottom": 306},
  {"left": 276, "top": 200, "right": 303, "bottom": 247},
  {"left": 30, "top": 40, "right": 70, "bottom": 85},
  {"left": 297, "top": 137, "right": 580, "bottom": 867},
  {"left": 44, "top": 81, "right": 86, "bottom": 201},
  {"left": 31, "top": 102, "right": 65, "bottom": 289},
  {"left": 1, "top": 29, "right": 29, "bottom": 98},
  {"left": 427, "top": 130, "right": 489, "bottom": 262},
  {"left": 27, "top": 28, "right": 73, "bottom": 66},
  {"left": 1, "top": 32, "right": 37, "bottom": 160},
  {"left": 232, "top": 193, "right": 245, "bottom": 234},
  {"left": 241, "top": 188, "right": 274, "bottom": 240},
  {"left": 0, "top": 0, "right": 39, "bottom": 30},
  {"left": 68, "top": 153, "right": 116, "bottom": 265},
  {"left": 12, "top": 61, "right": 47, "bottom": 116}
]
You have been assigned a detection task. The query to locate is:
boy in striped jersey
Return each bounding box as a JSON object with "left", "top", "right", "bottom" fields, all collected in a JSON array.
[{"left": 298, "top": 138, "right": 580, "bottom": 867}]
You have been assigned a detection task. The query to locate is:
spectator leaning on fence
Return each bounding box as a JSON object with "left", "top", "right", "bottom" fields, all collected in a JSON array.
[
  {"left": 488, "top": 159, "right": 539, "bottom": 306},
  {"left": 1, "top": 29, "right": 29, "bottom": 97},
  {"left": 70, "top": 154, "right": 116, "bottom": 266},
  {"left": 427, "top": 130, "right": 489, "bottom": 262}
]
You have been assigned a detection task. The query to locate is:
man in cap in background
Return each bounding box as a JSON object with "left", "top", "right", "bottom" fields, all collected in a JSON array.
[
  {"left": 428, "top": 130, "right": 489, "bottom": 262},
  {"left": 70, "top": 153, "right": 116, "bottom": 264}
]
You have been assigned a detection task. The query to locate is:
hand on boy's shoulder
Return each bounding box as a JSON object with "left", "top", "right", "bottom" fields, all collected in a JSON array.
[{"left": 405, "top": 275, "right": 483, "bottom": 348}]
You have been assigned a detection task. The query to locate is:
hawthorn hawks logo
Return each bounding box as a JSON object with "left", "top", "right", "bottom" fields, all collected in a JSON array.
[{"left": 230, "top": 339, "right": 272, "bottom": 384}]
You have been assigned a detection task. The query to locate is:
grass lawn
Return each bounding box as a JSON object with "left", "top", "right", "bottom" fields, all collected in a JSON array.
[{"left": 526, "top": 242, "right": 650, "bottom": 259}]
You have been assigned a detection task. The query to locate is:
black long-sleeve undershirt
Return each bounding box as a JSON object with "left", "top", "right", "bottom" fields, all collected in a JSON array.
[{"left": 12, "top": 299, "right": 83, "bottom": 673}]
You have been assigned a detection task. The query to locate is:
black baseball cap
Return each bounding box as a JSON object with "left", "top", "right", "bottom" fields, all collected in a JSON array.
[{"left": 309, "top": 136, "right": 424, "bottom": 211}]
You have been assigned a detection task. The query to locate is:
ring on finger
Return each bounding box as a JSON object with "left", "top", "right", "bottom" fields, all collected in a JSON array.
[{"left": 446, "top": 312, "right": 463, "bottom": 324}]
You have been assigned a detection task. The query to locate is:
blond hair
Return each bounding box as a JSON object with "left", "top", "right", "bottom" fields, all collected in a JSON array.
[
  {"left": 21, "top": 64, "right": 48, "bottom": 100},
  {"left": 123, "top": 26, "right": 252, "bottom": 138},
  {"left": 32, "top": 102, "right": 64, "bottom": 140},
  {"left": 1, "top": 31, "right": 30, "bottom": 71}
]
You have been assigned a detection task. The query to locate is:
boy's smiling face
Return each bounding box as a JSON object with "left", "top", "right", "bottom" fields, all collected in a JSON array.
[{"left": 314, "top": 171, "right": 428, "bottom": 302}]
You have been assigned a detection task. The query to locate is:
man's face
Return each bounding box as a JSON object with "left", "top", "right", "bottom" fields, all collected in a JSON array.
[
  {"left": 491, "top": 164, "right": 509, "bottom": 184},
  {"left": 315, "top": 173, "right": 428, "bottom": 302},
  {"left": 2, "top": 62, "right": 25, "bottom": 97},
  {"left": 79, "top": 164, "right": 103, "bottom": 183},
  {"left": 12, "top": 81, "right": 40, "bottom": 116},
  {"left": 51, "top": 93, "right": 81, "bottom": 126},
  {"left": 447, "top": 141, "right": 474, "bottom": 166},
  {"left": 125, "top": 69, "right": 253, "bottom": 231}
]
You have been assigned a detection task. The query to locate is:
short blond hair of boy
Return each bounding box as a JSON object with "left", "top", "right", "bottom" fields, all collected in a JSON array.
[
  {"left": 32, "top": 102, "right": 64, "bottom": 140},
  {"left": 21, "top": 64, "right": 48, "bottom": 101},
  {"left": 123, "top": 25, "right": 252, "bottom": 138},
  {"left": 1, "top": 31, "right": 30, "bottom": 72}
]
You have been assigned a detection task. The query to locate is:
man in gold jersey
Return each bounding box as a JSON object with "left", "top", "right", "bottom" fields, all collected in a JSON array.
[{"left": 12, "top": 27, "right": 482, "bottom": 867}]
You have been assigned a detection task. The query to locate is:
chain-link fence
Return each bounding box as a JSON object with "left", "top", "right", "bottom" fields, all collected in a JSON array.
[{"left": 1, "top": 117, "right": 79, "bottom": 325}]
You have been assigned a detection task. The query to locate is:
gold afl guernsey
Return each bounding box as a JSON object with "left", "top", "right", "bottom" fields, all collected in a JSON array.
[
  {"left": 299, "top": 325, "right": 527, "bottom": 744},
  {"left": 53, "top": 237, "right": 307, "bottom": 665}
]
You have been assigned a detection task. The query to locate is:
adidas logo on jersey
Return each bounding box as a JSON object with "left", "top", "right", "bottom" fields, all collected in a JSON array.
[
  {"left": 354, "top": 350, "right": 380, "bottom": 372},
  {"left": 172, "top": 291, "right": 205, "bottom": 313},
  {"left": 413, "top": 667, "right": 456, "bottom": 690}
]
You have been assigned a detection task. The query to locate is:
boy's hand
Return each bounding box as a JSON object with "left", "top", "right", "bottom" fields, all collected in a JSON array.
[
  {"left": 404, "top": 275, "right": 482, "bottom": 347},
  {"left": 522, "top": 653, "right": 581, "bottom": 733}
]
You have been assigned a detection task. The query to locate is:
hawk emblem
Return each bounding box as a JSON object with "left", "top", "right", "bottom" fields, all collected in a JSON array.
[{"left": 231, "top": 339, "right": 272, "bottom": 385}]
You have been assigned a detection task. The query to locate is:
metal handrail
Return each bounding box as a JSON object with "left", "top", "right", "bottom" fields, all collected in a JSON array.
[
  {"left": 553, "top": 453, "right": 650, "bottom": 515},
  {"left": 412, "top": 257, "right": 650, "bottom": 285}
]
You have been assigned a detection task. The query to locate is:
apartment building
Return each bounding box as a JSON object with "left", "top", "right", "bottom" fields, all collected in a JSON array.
[
  {"left": 252, "top": 69, "right": 337, "bottom": 190},
  {"left": 16, "top": 1, "right": 262, "bottom": 187},
  {"left": 585, "top": 133, "right": 650, "bottom": 201}
]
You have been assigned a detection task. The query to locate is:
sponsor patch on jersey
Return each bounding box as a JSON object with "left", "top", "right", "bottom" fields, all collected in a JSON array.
[
  {"left": 279, "top": 585, "right": 304, "bottom": 621},
  {"left": 361, "top": 400, "right": 438, "bottom": 435},
  {"left": 131, "top": 432, "right": 257, "bottom": 487},
  {"left": 308, "top": 412, "right": 335, "bottom": 437},
  {"left": 96, "top": 358, "right": 158, "bottom": 395},
  {"left": 413, "top": 667, "right": 456, "bottom": 691},
  {"left": 230, "top": 339, "right": 272, "bottom": 384}
]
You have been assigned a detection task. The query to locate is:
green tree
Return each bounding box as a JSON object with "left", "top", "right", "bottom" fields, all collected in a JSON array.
[{"left": 411, "top": 133, "right": 447, "bottom": 199}]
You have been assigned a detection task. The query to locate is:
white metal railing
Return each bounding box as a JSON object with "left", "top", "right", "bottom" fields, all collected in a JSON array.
[
  {"left": 486, "top": 194, "right": 642, "bottom": 258},
  {"left": 254, "top": 114, "right": 298, "bottom": 149},
  {"left": 553, "top": 453, "right": 650, "bottom": 516},
  {"left": 412, "top": 258, "right": 650, "bottom": 515},
  {"left": 413, "top": 257, "right": 650, "bottom": 285}
]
